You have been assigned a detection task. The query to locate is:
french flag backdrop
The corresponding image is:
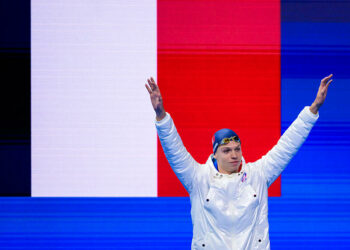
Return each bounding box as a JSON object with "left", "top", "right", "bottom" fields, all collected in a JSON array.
[
  {"left": 1, "top": 0, "right": 350, "bottom": 249},
  {"left": 31, "top": 0, "right": 281, "bottom": 197}
]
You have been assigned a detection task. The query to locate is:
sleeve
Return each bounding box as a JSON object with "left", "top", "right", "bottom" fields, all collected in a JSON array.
[
  {"left": 252, "top": 106, "right": 319, "bottom": 187},
  {"left": 155, "top": 112, "right": 199, "bottom": 194}
]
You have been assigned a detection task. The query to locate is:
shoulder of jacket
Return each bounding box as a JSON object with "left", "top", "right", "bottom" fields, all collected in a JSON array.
[{"left": 244, "top": 161, "right": 264, "bottom": 179}]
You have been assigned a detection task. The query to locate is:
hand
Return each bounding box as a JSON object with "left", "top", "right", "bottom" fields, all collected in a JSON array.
[
  {"left": 310, "top": 74, "right": 333, "bottom": 114},
  {"left": 145, "top": 77, "right": 166, "bottom": 121}
]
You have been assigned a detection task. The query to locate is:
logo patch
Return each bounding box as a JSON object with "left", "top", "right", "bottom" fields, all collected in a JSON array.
[{"left": 241, "top": 172, "right": 247, "bottom": 183}]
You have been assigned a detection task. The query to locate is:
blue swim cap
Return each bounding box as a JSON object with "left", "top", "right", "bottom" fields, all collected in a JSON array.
[{"left": 212, "top": 128, "right": 240, "bottom": 154}]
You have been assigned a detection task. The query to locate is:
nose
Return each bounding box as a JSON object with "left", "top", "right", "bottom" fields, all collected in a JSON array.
[{"left": 231, "top": 151, "right": 238, "bottom": 159}]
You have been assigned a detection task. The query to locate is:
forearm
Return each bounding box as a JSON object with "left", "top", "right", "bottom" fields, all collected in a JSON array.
[
  {"left": 258, "top": 106, "right": 319, "bottom": 186},
  {"left": 309, "top": 102, "right": 321, "bottom": 115},
  {"left": 155, "top": 113, "right": 197, "bottom": 193}
]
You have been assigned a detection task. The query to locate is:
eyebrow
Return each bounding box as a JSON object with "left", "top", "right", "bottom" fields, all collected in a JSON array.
[{"left": 221, "top": 145, "right": 241, "bottom": 150}]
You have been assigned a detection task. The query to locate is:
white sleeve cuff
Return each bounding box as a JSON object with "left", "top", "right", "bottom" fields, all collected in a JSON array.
[
  {"left": 155, "top": 112, "right": 171, "bottom": 127},
  {"left": 299, "top": 106, "right": 319, "bottom": 124}
]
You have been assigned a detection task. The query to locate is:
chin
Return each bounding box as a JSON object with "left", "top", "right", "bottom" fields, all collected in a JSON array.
[
  {"left": 227, "top": 166, "right": 238, "bottom": 172},
  {"left": 229, "top": 164, "right": 240, "bottom": 170}
]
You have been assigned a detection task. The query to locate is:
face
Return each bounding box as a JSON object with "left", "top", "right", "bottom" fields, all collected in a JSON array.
[{"left": 214, "top": 141, "right": 242, "bottom": 174}]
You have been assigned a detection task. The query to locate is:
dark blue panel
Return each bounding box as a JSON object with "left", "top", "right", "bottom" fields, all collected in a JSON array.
[
  {"left": 282, "top": 22, "right": 350, "bottom": 47},
  {"left": 279, "top": 1, "right": 350, "bottom": 249},
  {"left": 281, "top": 79, "right": 350, "bottom": 122},
  {"left": 0, "top": 198, "right": 193, "bottom": 249},
  {"left": 0, "top": 0, "right": 31, "bottom": 196},
  {"left": 282, "top": 1, "right": 350, "bottom": 23},
  {"left": 281, "top": 52, "right": 350, "bottom": 79},
  {"left": 0, "top": 0, "right": 30, "bottom": 47},
  {"left": 1, "top": 198, "right": 350, "bottom": 249},
  {"left": 281, "top": 22, "right": 350, "bottom": 79}
]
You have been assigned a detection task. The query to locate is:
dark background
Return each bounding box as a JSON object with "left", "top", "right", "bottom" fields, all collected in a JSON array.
[{"left": 0, "top": 0, "right": 30, "bottom": 196}]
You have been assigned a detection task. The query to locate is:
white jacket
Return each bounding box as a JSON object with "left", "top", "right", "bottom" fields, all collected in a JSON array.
[{"left": 155, "top": 107, "right": 319, "bottom": 250}]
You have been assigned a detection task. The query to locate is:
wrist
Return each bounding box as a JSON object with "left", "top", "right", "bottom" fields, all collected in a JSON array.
[
  {"left": 309, "top": 102, "right": 320, "bottom": 114},
  {"left": 156, "top": 110, "right": 166, "bottom": 121}
]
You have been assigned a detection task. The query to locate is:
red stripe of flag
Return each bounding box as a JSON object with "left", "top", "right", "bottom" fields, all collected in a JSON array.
[{"left": 157, "top": 0, "right": 281, "bottom": 197}]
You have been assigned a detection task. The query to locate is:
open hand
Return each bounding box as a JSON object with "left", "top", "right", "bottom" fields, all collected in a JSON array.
[
  {"left": 310, "top": 74, "right": 333, "bottom": 114},
  {"left": 145, "top": 77, "right": 166, "bottom": 121}
]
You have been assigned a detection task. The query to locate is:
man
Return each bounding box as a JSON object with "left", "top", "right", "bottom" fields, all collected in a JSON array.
[{"left": 145, "top": 75, "right": 333, "bottom": 249}]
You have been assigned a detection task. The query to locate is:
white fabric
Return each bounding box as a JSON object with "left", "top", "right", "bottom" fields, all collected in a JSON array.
[{"left": 156, "top": 106, "right": 319, "bottom": 250}]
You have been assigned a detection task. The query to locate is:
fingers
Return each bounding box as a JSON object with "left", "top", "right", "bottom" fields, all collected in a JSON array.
[
  {"left": 147, "top": 77, "right": 158, "bottom": 91},
  {"left": 320, "top": 78, "right": 333, "bottom": 99},
  {"left": 145, "top": 83, "right": 152, "bottom": 94},
  {"left": 146, "top": 77, "right": 159, "bottom": 94},
  {"left": 150, "top": 77, "right": 158, "bottom": 91},
  {"left": 321, "top": 74, "right": 333, "bottom": 84},
  {"left": 325, "top": 79, "right": 333, "bottom": 89},
  {"left": 146, "top": 78, "right": 152, "bottom": 90},
  {"left": 146, "top": 78, "right": 154, "bottom": 91}
]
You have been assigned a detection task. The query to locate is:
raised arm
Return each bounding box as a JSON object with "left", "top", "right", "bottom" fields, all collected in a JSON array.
[
  {"left": 254, "top": 74, "right": 333, "bottom": 187},
  {"left": 145, "top": 77, "right": 198, "bottom": 193}
]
